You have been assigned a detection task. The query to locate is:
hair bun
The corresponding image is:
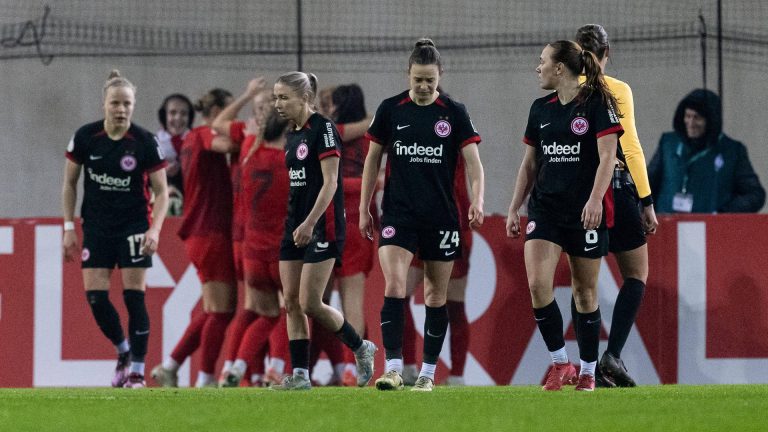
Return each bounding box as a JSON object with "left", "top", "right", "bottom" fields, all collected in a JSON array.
[
  {"left": 415, "top": 38, "right": 435, "bottom": 48},
  {"left": 108, "top": 69, "right": 121, "bottom": 79}
]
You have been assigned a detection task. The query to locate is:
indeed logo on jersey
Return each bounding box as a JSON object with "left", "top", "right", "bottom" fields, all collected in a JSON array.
[
  {"left": 87, "top": 168, "right": 131, "bottom": 191},
  {"left": 541, "top": 141, "right": 580, "bottom": 163},
  {"left": 289, "top": 167, "right": 307, "bottom": 187},
  {"left": 394, "top": 140, "right": 443, "bottom": 164}
]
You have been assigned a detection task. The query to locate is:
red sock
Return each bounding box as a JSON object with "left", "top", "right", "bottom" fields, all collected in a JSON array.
[
  {"left": 171, "top": 312, "right": 208, "bottom": 364},
  {"left": 344, "top": 346, "right": 355, "bottom": 364},
  {"left": 224, "top": 310, "right": 258, "bottom": 362},
  {"left": 402, "top": 300, "right": 417, "bottom": 364},
  {"left": 237, "top": 316, "right": 279, "bottom": 369},
  {"left": 447, "top": 300, "right": 469, "bottom": 376},
  {"left": 200, "top": 312, "right": 234, "bottom": 374},
  {"left": 250, "top": 342, "right": 269, "bottom": 376},
  {"left": 269, "top": 309, "right": 290, "bottom": 370},
  {"left": 326, "top": 330, "right": 345, "bottom": 367}
]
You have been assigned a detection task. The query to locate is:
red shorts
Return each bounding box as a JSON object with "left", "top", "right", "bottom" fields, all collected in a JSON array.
[
  {"left": 233, "top": 240, "right": 244, "bottom": 282},
  {"left": 335, "top": 208, "right": 374, "bottom": 277},
  {"left": 184, "top": 234, "right": 236, "bottom": 284},
  {"left": 411, "top": 228, "right": 473, "bottom": 279},
  {"left": 243, "top": 257, "right": 281, "bottom": 292},
  {"left": 334, "top": 188, "right": 374, "bottom": 277}
]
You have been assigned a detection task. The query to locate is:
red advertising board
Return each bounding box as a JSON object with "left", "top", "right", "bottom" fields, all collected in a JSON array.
[{"left": 1, "top": 215, "right": 767, "bottom": 387}]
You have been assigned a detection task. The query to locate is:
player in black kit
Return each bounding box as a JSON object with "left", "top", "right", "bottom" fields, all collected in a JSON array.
[
  {"left": 360, "top": 38, "right": 485, "bottom": 392},
  {"left": 272, "top": 71, "right": 375, "bottom": 391},
  {"left": 506, "top": 41, "right": 623, "bottom": 392},
  {"left": 62, "top": 70, "right": 169, "bottom": 388}
]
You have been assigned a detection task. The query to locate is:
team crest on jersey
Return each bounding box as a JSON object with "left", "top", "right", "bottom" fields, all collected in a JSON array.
[
  {"left": 297, "top": 143, "right": 309, "bottom": 160},
  {"left": 571, "top": 117, "right": 589, "bottom": 135},
  {"left": 526, "top": 221, "right": 536, "bottom": 235},
  {"left": 382, "top": 226, "right": 396, "bottom": 238},
  {"left": 434, "top": 120, "right": 451, "bottom": 138},
  {"left": 81, "top": 248, "right": 91, "bottom": 262},
  {"left": 120, "top": 155, "right": 137, "bottom": 172}
]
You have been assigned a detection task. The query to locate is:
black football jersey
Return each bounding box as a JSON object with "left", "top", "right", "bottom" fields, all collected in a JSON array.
[
  {"left": 284, "top": 113, "right": 345, "bottom": 243},
  {"left": 366, "top": 90, "right": 481, "bottom": 229},
  {"left": 523, "top": 93, "right": 623, "bottom": 229},
  {"left": 66, "top": 121, "right": 167, "bottom": 237}
]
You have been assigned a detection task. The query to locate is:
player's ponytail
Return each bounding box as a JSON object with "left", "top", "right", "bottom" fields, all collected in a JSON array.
[
  {"left": 276, "top": 71, "right": 318, "bottom": 104},
  {"left": 408, "top": 37, "right": 442, "bottom": 73},
  {"left": 102, "top": 69, "right": 136, "bottom": 97},
  {"left": 194, "top": 88, "right": 233, "bottom": 118},
  {"left": 549, "top": 40, "right": 620, "bottom": 115},
  {"left": 575, "top": 24, "right": 609, "bottom": 62}
]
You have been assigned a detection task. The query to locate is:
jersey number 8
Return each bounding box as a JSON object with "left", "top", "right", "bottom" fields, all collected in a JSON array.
[{"left": 439, "top": 230, "right": 460, "bottom": 249}]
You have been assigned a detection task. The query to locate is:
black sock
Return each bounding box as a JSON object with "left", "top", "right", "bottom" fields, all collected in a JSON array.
[
  {"left": 576, "top": 308, "right": 601, "bottom": 363},
  {"left": 85, "top": 290, "right": 125, "bottom": 346},
  {"left": 533, "top": 300, "right": 565, "bottom": 352},
  {"left": 570, "top": 295, "right": 579, "bottom": 340},
  {"left": 123, "top": 290, "right": 149, "bottom": 364},
  {"left": 335, "top": 319, "right": 363, "bottom": 352},
  {"left": 607, "top": 278, "right": 645, "bottom": 358},
  {"left": 423, "top": 304, "right": 449, "bottom": 365},
  {"left": 381, "top": 297, "right": 405, "bottom": 360},
  {"left": 289, "top": 339, "right": 310, "bottom": 371}
]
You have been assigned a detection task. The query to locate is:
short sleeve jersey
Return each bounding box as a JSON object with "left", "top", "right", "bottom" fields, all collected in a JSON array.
[
  {"left": 523, "top": 93, "right": 623, "bottom": 229},
  {"left": 366, "top": 90, "right": 481, "bottom": 229},
  {"left": 284, "top": 113, "right": 345, "bottom": 243},
  {"left": 66, "top": 121, "right": 167, "bottom": 237},
  {"left": 178, "top": 125, "right": 233, "bottom": 240},
  {"left": 242, "top": 140, "right": 289, "bottom": 261}
]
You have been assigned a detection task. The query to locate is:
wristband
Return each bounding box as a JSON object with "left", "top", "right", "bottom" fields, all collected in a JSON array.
[
  {"left": 63, "top": 221, "right": 75, "bottom": 231},
  {"left": 640, "top": 195, "right": 654, "bottom": 207}
]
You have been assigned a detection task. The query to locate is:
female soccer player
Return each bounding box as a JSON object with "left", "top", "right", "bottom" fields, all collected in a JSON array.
[
  {"left": 212, "top": 78, "right": 292, "bottom": 387},
  {"left": 210, "top": 77, "right": 273, "bottom": 386},
  {"left": 272, "top": 71, "right": 375, "bottom": 390},
  {"left": 360, "top": 38, "right": 485, "bottom": 392},
  {"left": 155, "top": 93, "right": 194, "bottom": 215},
  {"left": 151, "top": 88, "right": 239, "bottom": 388},
  {"left": 506, "top": 40, "right": 623, "bottom": 391},
  {"left": 575, "top": 24, "right": 659, "bottom": 388},
  {"left": 62, "top": 70, "right": 169, "bottom": 388}
]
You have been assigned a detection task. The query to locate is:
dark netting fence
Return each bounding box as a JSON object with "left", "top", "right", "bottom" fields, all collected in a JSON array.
[{"left": 1, "top": 1, "right": 766, "bottom": 73}]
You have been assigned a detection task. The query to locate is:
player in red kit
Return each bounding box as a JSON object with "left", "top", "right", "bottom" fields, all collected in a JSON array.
[{"left": 152, "top": 88, "right": 239, "bottom": 388}]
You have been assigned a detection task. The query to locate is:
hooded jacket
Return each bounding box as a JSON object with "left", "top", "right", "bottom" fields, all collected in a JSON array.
[{"left": 648, "top": 89, "right": 765, "bottom": 213}]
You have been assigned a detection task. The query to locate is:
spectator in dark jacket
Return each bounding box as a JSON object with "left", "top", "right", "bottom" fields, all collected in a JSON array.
[{"left": 648, "top": 89, "right": 765, "bottom": 213}]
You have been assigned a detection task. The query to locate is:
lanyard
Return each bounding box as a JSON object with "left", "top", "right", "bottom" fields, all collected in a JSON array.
[{"left": 676, "top": 142, "right": 711, "bottom": 194}]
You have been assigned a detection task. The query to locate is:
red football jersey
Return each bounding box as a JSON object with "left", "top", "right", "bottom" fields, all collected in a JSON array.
[
  {"left": 241, "top": 141, "right": 289, "bottom": 261},
  {"left": 178, "top": 125, "right": 233, "bottom": 239}
]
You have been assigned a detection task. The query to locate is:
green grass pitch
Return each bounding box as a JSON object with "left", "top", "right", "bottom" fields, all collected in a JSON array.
[{"left": 1, "top": 385, "right": 767, "bottom": 431}]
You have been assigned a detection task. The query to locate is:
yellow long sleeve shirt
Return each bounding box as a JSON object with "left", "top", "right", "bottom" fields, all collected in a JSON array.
[{"left": 579, "top": 75, "right": 652, "bottom": 200}]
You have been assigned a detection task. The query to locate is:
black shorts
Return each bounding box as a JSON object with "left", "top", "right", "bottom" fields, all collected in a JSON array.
[
  {"left": 279, "top": 238, "right": 343, "bottom": 265},
  {"left": 81, "top": 230, "right": 152, "bottom": 269},
  {"left": 609, "top": 183, "right": 647, "bottom": 253},
  {"left": 378, "top": 223, "right": 461, "bottom": 262},
  {"left": 525, "top": 218, "right": 608, "bottom": 259}
]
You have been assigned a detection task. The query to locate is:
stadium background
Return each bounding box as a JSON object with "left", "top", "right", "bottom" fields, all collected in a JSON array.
[{"left": 1, "top": 0, "right": 767, "bottom": 217}]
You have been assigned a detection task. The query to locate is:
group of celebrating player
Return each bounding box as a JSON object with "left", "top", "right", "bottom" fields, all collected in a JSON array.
[{"left": 62, "top": 23, "right": 657, "bottom": 392}]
